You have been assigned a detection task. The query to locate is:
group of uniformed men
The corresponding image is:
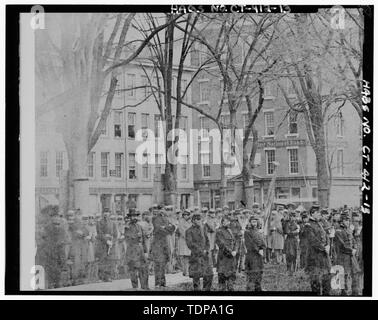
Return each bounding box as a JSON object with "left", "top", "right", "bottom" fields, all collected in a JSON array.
[{"left": 36, "top": 202, "right": 363, "bottom": 295}]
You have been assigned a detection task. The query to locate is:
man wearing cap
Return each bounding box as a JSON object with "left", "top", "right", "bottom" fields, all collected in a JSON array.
[
  {"left": 40, "top": 210, "right": 69, "bottom": 288},
  {"left": 204, "top": 209, "right": 218, "bottom": 266},
  {"left": 176, "top": 209, "right": 192, "bottom": 276},
  {"left": 230, "top": 209, "right": 243, "bottom": 272},
  {"left": 334, "top": 214, "right": 359, "bottom": 295},
  {"left": 283, "top": 212, "right": 300, "bottom": 275},
  {"left": 150, "top": 206, "right": 176, "bottom": 288},
  {"left": 244, "top": 214, "right": 266, "bottom": 291},
  {"left": 185, "top": 213, "right": 213, "bottom": 291},
  {"left": 96, "top": 211, "right": 115, "bottom": 282},
  {"left": 299, "top": 211, "right": 310, "bottom": 270},
  {"left": 124, "top": 210, "right": 149, "bottom": 289},
  {"left": 215, "top": 216, "right": 239, "bottom": 291},
  {"left": 84, "top": 214, "right": 98, "bottom": 283},
  {"left": 266, "top": 210, "right": 284, "bottom": 264},
  {"left": 305, "top": 205, "right": 331, "bottom": 295}
]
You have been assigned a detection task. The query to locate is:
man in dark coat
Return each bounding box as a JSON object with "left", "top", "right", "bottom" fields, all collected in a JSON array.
[
  {"left": 298, "top": 211, "right": 310, "bottom": 270},
  {"left": 244, "top": 214, "right": 266, "bottom": 291},
  {"left": 215, "top": 216, "right": 239, "bottom": 291},
  {"left": 283, "top": 211, "right": 300, "bottom": 275},
  {"left": 124, "top": 210, "right": 149, "bottom": 289},
  {"left": 305, "top": 206, "right": 332, "bottom": 295},
  {"left": 150, "top": 206, "right": 176, "bottom": 288},
  {"left": 334, "top": 214, "right": 360, "bottom": 295},
  {"left": 185, "top": 213, "right": 213, "bottom": 291},
  {"left": 230, "top": 209, "right": 243, "bottom": 272}
]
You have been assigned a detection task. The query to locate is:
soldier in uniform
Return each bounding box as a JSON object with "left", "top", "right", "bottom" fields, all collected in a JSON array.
[
  {"left": 176, "top": 209, "right": 192, "bottom": 276},
  {"left": 305, "top": 205, "right": 332, "bottom": 295},
  {"left": 138, "top": 211, "right": 154, "bottom": 275},
  {"left": 215, "top": 216, "right": 239, "bottom": 291},
  {"left": 150, "top": 206, "right": 176, "bottom": 288},
  {"left": 299, "top": 211, "right": 310, "bottom": 270},
  {"left": 230, "top": 209, "right": 243, "bottom": 272},
  {"left": 96, "top": 212, "right": 114, "bottom": 281},
  {"left": 85, "top": 214, "right": 98, "bottom": 283},
  {"left": 283, "top": 211, "right": 300, "bottom": 275},
  {"left": 185, "top": 213, "right": 214, "bottom": 291},
  {"left": 334, "top": 214, "right": 360, "bottom": 295},
  {"left": 244, "top": 214, "right": 266, "bottom": 291},
  {"left": 204, "top": 208, "right": 218, "bottom": 266},
  {"left": 124, "top": 210, "right": 149, "bottom": 290}
]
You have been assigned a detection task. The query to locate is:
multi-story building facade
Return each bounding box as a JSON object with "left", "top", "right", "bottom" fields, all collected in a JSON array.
[
  {"left": 191, "top": 72, "right": 362, "bottom": 210},
  {"left": 36, "top": 59, "right": 196, "bottom": 214}
]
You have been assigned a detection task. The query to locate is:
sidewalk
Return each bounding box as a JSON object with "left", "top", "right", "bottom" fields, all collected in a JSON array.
[{"left": 51, "top": 271, "right": 193, "bottom": 291}]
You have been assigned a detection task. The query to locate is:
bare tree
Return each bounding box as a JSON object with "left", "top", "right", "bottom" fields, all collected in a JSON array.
[{"left": 35, "top": 13, "right": 180, "bottom": 215}]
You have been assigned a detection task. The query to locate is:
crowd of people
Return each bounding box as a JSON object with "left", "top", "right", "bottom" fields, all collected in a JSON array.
[{"left": 35, "top": 202, "right": 363, "bottom": 295}]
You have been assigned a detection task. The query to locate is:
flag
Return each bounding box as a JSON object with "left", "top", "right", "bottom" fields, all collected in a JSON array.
[{"left": 263, "top": 162, "right": 279, "bottom": 236}]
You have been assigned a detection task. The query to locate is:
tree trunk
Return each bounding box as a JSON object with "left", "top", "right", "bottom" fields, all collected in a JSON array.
[{"left": 220, "top": 128, "right": 227, "bottom": 207}]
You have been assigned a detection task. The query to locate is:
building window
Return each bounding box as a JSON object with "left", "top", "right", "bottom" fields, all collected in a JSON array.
[
  {"left": 200, "top": 117, "right": 210, "bottom": 138},
  {"left": 87, "top": 152, "right": 95, "bottom": 178},
  {"left": 264, "top": 82, "right": 275, "bottom": 97},
  {"left": 312, "top": 187, "right": 318, "bottom": 199},
  {"left": 40, "top": 151, "right": 48, "bottom": 177},
  {"left": 141, "top": 113, "right": 149, "bottom": 140},
  {"left": 114, "top": 111, "right": 122, "bottom": 138},
  {"left": 181, "top": 155, "right": 188, "bottom": 180},
  {"left": 128, "top": 153, "right": 137, "bottom": 180},
  {"left": 199, "top": 81, "right": 210, "bottom": 102},
  {"left": 264, "top": 112, "right": 275, "bottom": 136},
  {"left": 154, "top": 114, "right": 162, "bottom": 138},
  {"left": 291, "top": 187, "right": 300, "bottom": 199},
  {"left": 220, "top": 114, "right": 230, "bottom": 128},
  {"left": 115, "top": 153, "right": 123, "bottom": 178},
  {"left": 128, "top": 112, "right": 136, "bottom": 139},
  {"left": 288, "top": 148, "right": 299, "bottom": 174},
  {"left": 337, "top": 149, "right": 344, "bottom": 175},
  {"left": 336, "top": 112, "right": 345, "bottom": 136},
  {"left": 142, "top": 153, "right": 149, "bottom": 180},
  {"left": 288, "top": 111, "right": 298, "bottom": 134},
  {"left": 101, "top": 152, "right": 109, "bottom": 178},
  {"left": 155, "top": 154, "right": 162, "bottom": 177},
  {"left": 265, "top": 149, "right": 275, "bottom": 175},
  {"left": 56, "top": 151, "right": 63, "bottom": 178},
  {"left": 141, "top": 75, "right": 150, "bottom": 97},
  {"left": 126, "top": 74, "right": 136, "bottom": 98},
  {"left": 201, "top": 153, "right": 211, "bottom": 177}
]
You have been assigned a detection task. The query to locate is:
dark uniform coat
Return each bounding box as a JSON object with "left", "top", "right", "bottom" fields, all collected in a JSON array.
[
  {"left": 244, "top": 227, "right": 266, "bottom": 272},
  {"left": 305, "top": 219, "right": 331, "bottom": 275},
  {"left": 215, "top": 226, "right": 239, "bottom": 276},
  {"left": 283, "top": 220, "right": 299, "bottom": 258},
  {"left": 185, "top": 224, "right": 213, "bottom": 278},
  {"left": 334, "top": 226, "right": 359, "bottom": 274},
  {"left": 150, "top": 214, "right": 176, "bottom": 263},
  {"left": 124, "top": 222, "right": 148, "bottom": 268}
]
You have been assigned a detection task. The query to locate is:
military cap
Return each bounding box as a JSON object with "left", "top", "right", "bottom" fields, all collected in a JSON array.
[
  {"left": 152, "top": 203, "right": 159, "bottom": 209},
  {"left": 109, "top": 214, "right": 116, "bottom": 220},
  {"left": 201, "top": 207, "right": 208, "bottom": 212},
  {"left": 215, "top": 207, "right": 222, "bottom": 212},
  {"left": 183, "top": 209, "right": 191, "bottom": 215},
  {"left": 300, "top": 211, "right": 308, "bottom": 218},
  {"left": 249, "top": 214, "right": 259, "bottom": 221},
  {"left": 193, "top": 206, "right": 200, "bottom": 211},
  {"left": 223, "top": 205, "right": 229, "bottom": 210},
  {"left": 192, "top": 213, "right": 202, "bottom": 221},
  {"left": 283, "top": 209, "right": 288, "bottom": 213},
  {"left": 127, "top": 210, "right": 140, "bottom": 217},
  {"left": 165, "top": 205, "right": 174, "bottom": 211},
  {"left": 321, "top": 208, "right": 329, "bottom": 214},
  {"left": 252, "top": 202, "right": 260, "bottom": 208},
  {"left": 287, "top": 202, "right": 296, "bottom": 208},
  {"left": 209, "top": 208, "right": 215, "bottom": 213}
]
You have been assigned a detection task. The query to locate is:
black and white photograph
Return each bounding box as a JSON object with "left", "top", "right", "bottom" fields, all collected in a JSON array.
[{"left": 5, "top": 3, "right": 373, "bottom": 299}]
